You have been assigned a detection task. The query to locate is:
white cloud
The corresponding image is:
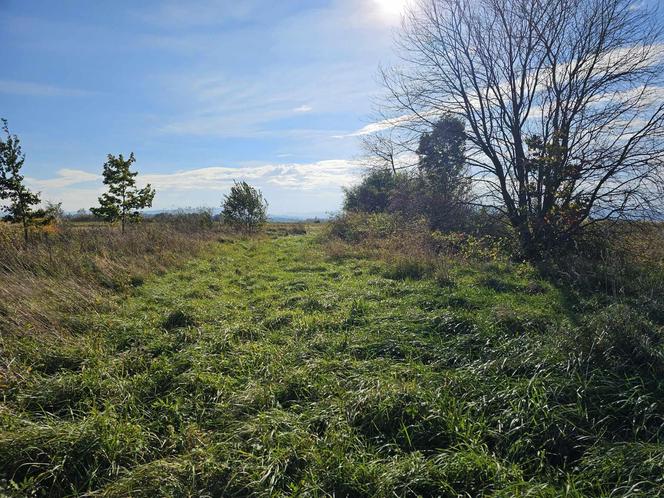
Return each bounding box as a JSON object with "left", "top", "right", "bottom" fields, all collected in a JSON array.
[
  {"left": 340, "top": 111, "right": 440, "bottom": 137},
  {"left": 0, "top": 80, "right": 95, "bottom": 97},
  {"left": 293, "top": 105, "right": 313, "bottom": 113},
  {"left": 25, "top": 160, "right": 362, "bottom": 211},
  {"left": 27, "top": 169, "right": 100, "bottom": 189},
  {"left": 341, "top": 117, "right": 402, "bottom": 137},
  {"left": 138, "top": 160, "right": 361, "bottom": 191}
]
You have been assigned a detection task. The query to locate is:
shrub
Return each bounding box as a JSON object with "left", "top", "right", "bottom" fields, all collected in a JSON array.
[
  {"left": 326, "top": 212, "right": 400, "bottom": 243},
  {"left": 343, "top": 169, "right": 404, "bottom": 213},
  {"left": 221, "top": 181, "right": 268, "bottom": 232},
  {"left": 349, "top": 117, "right": 474, "bottom": 232},
  {"left": 151, "top": 209, "right": 215, "bottom": 231}
]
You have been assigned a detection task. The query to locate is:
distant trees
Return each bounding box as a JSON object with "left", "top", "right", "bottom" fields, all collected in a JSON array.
[
  {"left": 222, "top": 181, "right": 268, "bottom": 231},
  {"left": 380, "top": 0, "right": 664, "bottom": 257},
  {"left": 0, "top": 119, "right": 43, "bottom": 243},
  {"left": 345, "top": 116, "right": 471, "bottom": 230},
  {"left": 91, "top": 153, "right": 155, "bottom": 233},
  {"left": 344, "top": 169, "right": 402, "bottom": 213}
]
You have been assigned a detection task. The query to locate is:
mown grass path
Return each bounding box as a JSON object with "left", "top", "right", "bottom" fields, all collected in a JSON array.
[{"left": 1, "top": 231, "right": 663, "bottom": 496}]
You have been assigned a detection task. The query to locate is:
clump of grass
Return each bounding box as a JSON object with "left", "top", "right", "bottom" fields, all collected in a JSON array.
[
  {"left": 523, "top": 280, "right": 549, "bottom": 294},
  {"left": 490, "top": 304, "right": 553, "bottom": 335},
  {"left": 129, "top": 275, "right": 145, "bottom": 287},
  {"left": 345, "top": 299, "right": 369, "bottom": 326},
  {"left": 0, "top": 411, "right": 151, "bottom": 495},
  {"left": 576, "top": 443, "right": 664, "bottom": 495},
  {"left": 434, "top": 265, "right": 455, "bottom": 287},
  {"left": 382, "top": 449, "right": 523, "bottom": 497},
  {"left": 479, "top": 276, "right": 519, "bottom": 293},
  {"left": 345, "top": 380, "right": 469, "bottom": 451},
  {"left": 383, "top": 257, "right": 431, "bottom": 280},
  {"left": 163, "top": 310, "right": 198, "bottom": 330},
  {"left": 570, "top": 303, "right": 664, "bottom": 374}
]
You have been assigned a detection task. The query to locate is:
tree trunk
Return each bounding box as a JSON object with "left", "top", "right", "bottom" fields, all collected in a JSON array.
[{"left": 517, "top": 222, "right": 540, "bottom": 260}]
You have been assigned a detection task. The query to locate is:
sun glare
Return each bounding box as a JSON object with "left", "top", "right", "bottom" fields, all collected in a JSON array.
[{"left": 372, "top": 0, "right": 410, "bottom": 22}]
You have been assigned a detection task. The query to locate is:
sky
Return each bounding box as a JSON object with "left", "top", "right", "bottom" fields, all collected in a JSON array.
[{"left": 0, "top": 0, "right": 410, "bottom": 216}]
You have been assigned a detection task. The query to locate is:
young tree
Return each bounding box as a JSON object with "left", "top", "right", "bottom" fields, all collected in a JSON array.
[
  {"left": 0, "top": 119, "right": 42, "bottom": 243},
  {"left": 91, "top": 153, "right": 155, "bottom": 233},
  {"left": 222, "top": 181, "right": 268, "bottom": 231},
  {"left": 382, "top": 0, "right": 664, "bottom": 257}
]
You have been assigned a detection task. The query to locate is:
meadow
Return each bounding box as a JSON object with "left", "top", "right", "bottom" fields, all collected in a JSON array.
[{"left": 1, "top": 219, "right": 663, "bottom": 496}]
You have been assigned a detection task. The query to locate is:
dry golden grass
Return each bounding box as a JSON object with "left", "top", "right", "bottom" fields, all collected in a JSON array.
[{"left": 0, "top": 221, "right": 228, "bottom": 340}]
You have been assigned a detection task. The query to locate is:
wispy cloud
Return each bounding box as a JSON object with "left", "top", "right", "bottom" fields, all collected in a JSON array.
[
  {"left": 338, "top": 112, "right": 436, "bottom": 137},
  {"left": 0, "top": 80, "right": 95, "bottom": 97},
  {"left": 145, "top": 0, "right": 398, "bottom": 141},
  {"left": 27, "top": 160, "right": 361, "bottom": 197},
  {"left": 139, "top": 160, "right": 361, "bottom": 191},
  {"left": 27, "top": 169, "right": 100, "bottom": 189},
  {"left": 157, "top": 62, "right": 379, "bottom": 138}
]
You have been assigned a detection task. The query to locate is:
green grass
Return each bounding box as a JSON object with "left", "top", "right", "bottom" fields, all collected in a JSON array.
[{"left": 1, "top": 228, "right": 663, "bottom": 496}]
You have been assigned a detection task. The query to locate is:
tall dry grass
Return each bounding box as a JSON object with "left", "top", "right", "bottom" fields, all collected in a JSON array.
[{"left": 0, "top": 220, "right": 227, "bottom": 340}]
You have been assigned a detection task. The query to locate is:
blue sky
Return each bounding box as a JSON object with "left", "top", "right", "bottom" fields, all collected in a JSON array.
[{"left": 0, "top": 0, "right": 408, "bottom": 215}]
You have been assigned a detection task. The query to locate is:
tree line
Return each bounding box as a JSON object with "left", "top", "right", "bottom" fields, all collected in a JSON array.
[
  {"left": 0, "top": 120, "right": 268, "bottom": 242},
  {"left": 347, "top": 115, "right": 476, "bottom": 233}
]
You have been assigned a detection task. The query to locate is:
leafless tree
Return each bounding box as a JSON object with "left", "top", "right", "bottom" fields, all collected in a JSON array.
[
  {"left": 359, "top": 129, "right": 419, "bottom": 173},
  {"left": 380, "top": 0, "right": 664, "bottom": 256},
  {"left": 361, "top": 132, "right": 399, "bottom": 173}
]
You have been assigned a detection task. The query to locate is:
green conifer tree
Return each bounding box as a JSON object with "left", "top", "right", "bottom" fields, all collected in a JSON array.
[
  {"left": 91, "top": 153, "right": 155, "bottom": 233},
  {"left": 0, "top": 119, "right": 42, "bottom": 243}
]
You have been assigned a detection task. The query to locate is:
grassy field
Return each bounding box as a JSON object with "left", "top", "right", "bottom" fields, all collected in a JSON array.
[{"left": 1, "top": 226, "right": 663, "bottom": 496}]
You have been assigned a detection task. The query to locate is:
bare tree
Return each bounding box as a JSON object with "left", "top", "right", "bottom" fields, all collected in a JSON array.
[
  {"left": 380, "top": 0, "right": 664, "bottom": 256},
  {"left": 361, "top": 132, "right": 399, "bottom": 173},
  {"left": 360, "top": 128, "right": 421, "bottom": 174}
]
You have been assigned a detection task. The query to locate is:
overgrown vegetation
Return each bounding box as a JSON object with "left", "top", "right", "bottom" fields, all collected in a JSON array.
[
  {"left": 2, "top": 0, "right": 664, "bottom": 494},
  {"left": 1, "top": 222, "right": 663, "bottom": 496},
  {"left": 352, "top": 116, "right": 475, "bottom": 234},
  {"left": 0, "top": 216, "right": 227, "bottom": 341}
]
